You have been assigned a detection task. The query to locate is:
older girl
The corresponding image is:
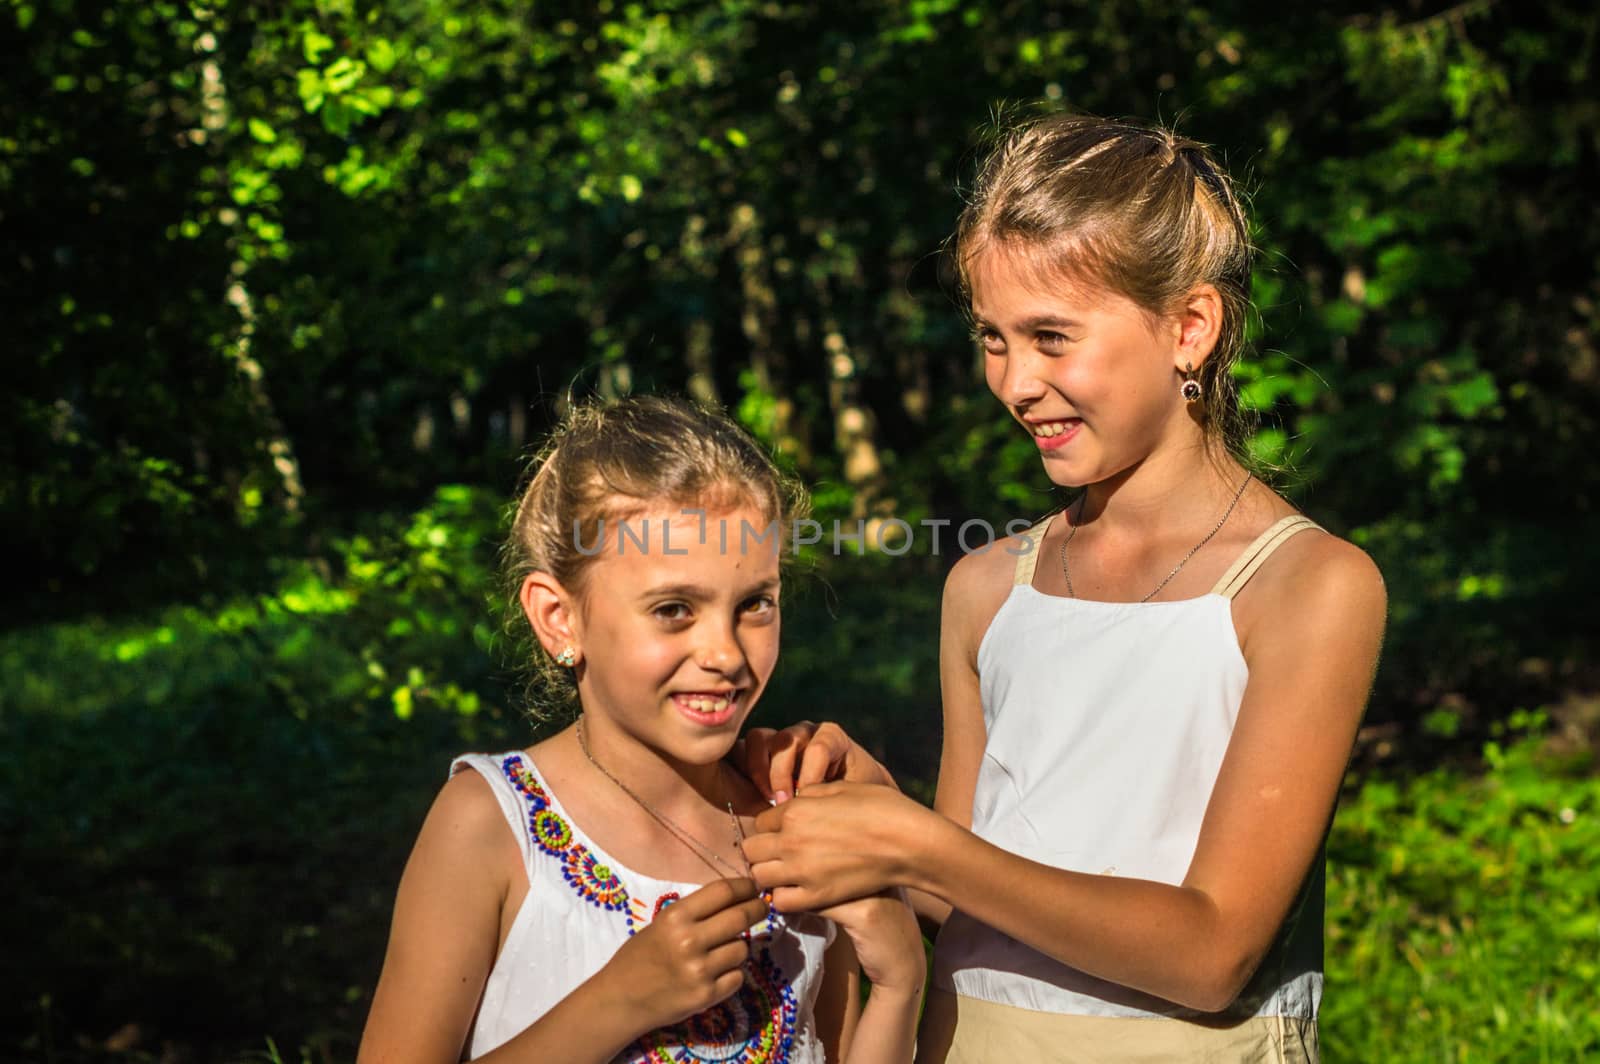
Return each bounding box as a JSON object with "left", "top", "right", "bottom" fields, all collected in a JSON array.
[{"left": 743, "top": 114, "right": 1386, "bottom": 1062}]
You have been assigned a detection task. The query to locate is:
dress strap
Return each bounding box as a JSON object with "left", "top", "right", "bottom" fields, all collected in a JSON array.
[
  {"left": 1012, "top": 513, "right": 1057, "bottom": 587},
  {"left": 450, "top": 752, "right": 537, "bottom": 870},
  {"left": 1209, "top": 515, "right": 1322, "bottom": 600}
]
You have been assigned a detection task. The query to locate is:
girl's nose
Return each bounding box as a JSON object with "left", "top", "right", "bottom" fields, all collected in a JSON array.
[
  {"left": 995, "top": 348, "right": 1049, "bottom": 407},
  {"left": 696, "top": 626, "right": 746, "bottom": 675}
]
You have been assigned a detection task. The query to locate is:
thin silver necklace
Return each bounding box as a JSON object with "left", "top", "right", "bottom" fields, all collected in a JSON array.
[
  {"left": 1058, "top": 472, "right": 1252, "bottom": 603},
  {"left": 575, "top": 714, "right": 749, "bottom": 879}
]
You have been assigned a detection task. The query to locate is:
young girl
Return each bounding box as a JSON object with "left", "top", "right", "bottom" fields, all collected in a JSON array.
[
  {"left": 739, "top": 114, "right": 1387, "bottom": 1061},
  {"left": 357, "top": 396, "right": 924, "bottom": 1063}
]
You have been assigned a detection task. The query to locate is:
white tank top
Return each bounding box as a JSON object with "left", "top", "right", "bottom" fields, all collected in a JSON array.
[
  {"left": 452, "top": 751, "right": 835, "bottom": 1062},
  {"left": 933, "top": 514, "right": 1326, "bottom": 1020}
]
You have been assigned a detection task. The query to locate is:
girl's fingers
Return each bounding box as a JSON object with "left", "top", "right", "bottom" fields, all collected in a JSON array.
[
  {"left": 739, "top": 729, "right": 777, "bottom": 801},
  {"left": 700, "top": 896, "right": 776, "bottom": 942},
  {"left": 738, "top": 825, "right": 780, "bottom": 861},
  {"left": 744, "top": 855, "right": 803, "bottom": 898},
  {"left": 763, "top": 728, "right": 810, "bottom": 803},
  {"left": 748, "top": 783, "right": 847, "bottom": 836},
  {"left": 677, "top": 892, "right": 772, "bottom": 950},
  {"left": 705, "top": 938, "right": 754, "bottom": 977},
  {"left": 792, "top": 778, "right": 847, "bottom": 800},
  {"left": 750, "top": 797, "right": 796, "bottom": 835},
  {"left": 745, "top": 856, "right": 785, "bottom": 891},
  {"left": 746, "top": 854, "right": 829, "bottom": 900},
  {"left": 796, "top": 736, "right": 840, "bottom": 790},
  {"left": 711, "top": 966, "right": 747, "bottom": 1003},
  {"left": 767, "top": 885, "right": 815, "bottom": 914},
  {"left": 677, "top": 876, "right": 759, "bottom": 919}
]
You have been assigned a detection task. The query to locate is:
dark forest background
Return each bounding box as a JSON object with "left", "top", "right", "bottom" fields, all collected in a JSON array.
[{"left": 4, "top": 1, "right": 1597, "bottom": 1060}]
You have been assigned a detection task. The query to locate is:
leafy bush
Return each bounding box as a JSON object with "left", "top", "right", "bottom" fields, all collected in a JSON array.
[
  {"left": 1324, "top": 719, "right": 1600, "bottom": 1061},
  {"left": 1, "top": 486, "right": 514, "bottom": 1060}
]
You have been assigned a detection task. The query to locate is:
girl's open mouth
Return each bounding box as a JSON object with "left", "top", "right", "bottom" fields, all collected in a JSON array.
[
  {"left": 671, "top": 689, "right": 743, "bottom": 726},
  {"left": 1029, "top": 417, "right": 1082, "bottom": 450}
]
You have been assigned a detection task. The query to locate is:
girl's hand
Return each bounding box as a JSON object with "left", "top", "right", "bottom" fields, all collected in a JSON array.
[
  {"left": 818, "top": 888, "right": 926, "bottom": 998},
  {"left": 743, "top": 781, "right": 940, "bottom": 912},
  {"left": 599, "top": 877, "right": 773, "bottom": 1034},
  {"left": 738, "top": 721, "right": 898, "bottom": 802}
]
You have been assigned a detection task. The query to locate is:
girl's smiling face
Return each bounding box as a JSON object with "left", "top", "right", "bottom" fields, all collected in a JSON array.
[
  {"left": 551, "top": 503, "right": 782, "bottom": 770},
  {"left": 969, "top": 246, "right": 1202, "bottom": 488}
]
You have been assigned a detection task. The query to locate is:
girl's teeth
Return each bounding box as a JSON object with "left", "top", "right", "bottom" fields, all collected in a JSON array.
[{"left": 685, "top": 696, "right": 732, "bottom": 712}]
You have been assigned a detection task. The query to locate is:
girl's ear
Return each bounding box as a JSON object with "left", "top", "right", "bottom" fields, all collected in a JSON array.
[
  {"left": 1172, "top": 283, "right": 1224, "bottom": 371},
  {"left": 521, "top": 572, "right": 581, "bottom": 659}
]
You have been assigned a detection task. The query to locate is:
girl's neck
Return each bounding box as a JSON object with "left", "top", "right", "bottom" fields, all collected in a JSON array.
[
  {"left": 1076, "top": 440, "right": 1244, "bottom": 533},
  {"left": 572, "top": 712, "right": 736, "bottom": 817},
  {"left": 546, "top": 713, "right": 756, "bottom": 885}
]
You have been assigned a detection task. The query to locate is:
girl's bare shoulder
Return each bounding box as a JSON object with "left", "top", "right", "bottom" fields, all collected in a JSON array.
[
  {"left": 942, "top": 512, "right": 1057, "bottom": 647},
  {"left": 1231, "top": 490, "right": 1386, "bottom": 648},
  {"left": 1269, "top": 528, "right": 1385, "bottom": 614},
  {"left": 417, "top": 762, "right": 523, "bottom": 876}
]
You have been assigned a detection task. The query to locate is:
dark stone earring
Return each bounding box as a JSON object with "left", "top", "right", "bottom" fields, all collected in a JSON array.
[{"left": 1180, "top": 362, "right": 1203, "bottom": 403}]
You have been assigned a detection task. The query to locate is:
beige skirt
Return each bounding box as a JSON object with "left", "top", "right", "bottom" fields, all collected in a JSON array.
[{"left": 916, "top": 989, "right": 1320, "bottom": 1064}]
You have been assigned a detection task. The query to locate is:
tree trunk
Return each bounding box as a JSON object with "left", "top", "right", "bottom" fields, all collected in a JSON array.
[
  {"left": 728, "top": 203, "right": 799, "bottom": 453},
  {"left": 196, "top": 20, "right": 304, "bottom": 511},
  {"left": 817, "top": 292, "right": 891, "bottom": 524}
]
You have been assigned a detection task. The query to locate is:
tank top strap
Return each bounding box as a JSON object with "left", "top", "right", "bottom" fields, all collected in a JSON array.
[
  {"left": 1209, "top": 515, "right": 1323, "bottom": 600},
  {"left": 1012, "top": 512, "right": 1058, "bottom": 586}
]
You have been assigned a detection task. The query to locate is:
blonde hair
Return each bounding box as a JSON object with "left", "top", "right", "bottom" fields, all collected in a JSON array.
[
  {"left": 505, "top": 394, "right": 809, "bottom": 710},
  {"left": 955, "top": 112, "right": 1257, "bottom": 460}
]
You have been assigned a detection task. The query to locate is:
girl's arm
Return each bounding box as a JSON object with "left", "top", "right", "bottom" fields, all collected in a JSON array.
[
  {"left": 813, "top": 891, "right": 926, "bottom": 1063},
  {"left": 358, "top": 770, "right": 518, "bottom": 1063},
  {"left": 747, "top": 532, "right": 1385, "bottom": 1012},
  {"left": 912, "top": 535, "right": 1018, "bottom": 931},
  {"left": 359, "top": 773, "right": 771, "bottom": 1064},
  {"left": 811, "top": 932, "right": 864, "bottom": 1062}
]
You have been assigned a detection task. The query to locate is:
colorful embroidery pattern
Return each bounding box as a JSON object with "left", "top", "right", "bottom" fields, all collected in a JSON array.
[
  {"left": 499, "top": 754, "right": 629, "bottom": 912},
  {"left": 531, "top": 807, "right": 571, "bottom": 852},
  {"left": 563, "top": 847, "right": 628, "bottom": 911},
  {"left": 629, "top": 890, "right": 682, "bottom": 929},
  {"left": 635, "top": 948, "right": 798, "bottom": 1063},
  {"left": 497, "top": 754, "right": 798, "bottom": 1062}
]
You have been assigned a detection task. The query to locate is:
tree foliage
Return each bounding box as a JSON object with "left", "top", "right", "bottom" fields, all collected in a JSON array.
[{"left": 9, "top": 0, "right": 1597, "bottom": 713}]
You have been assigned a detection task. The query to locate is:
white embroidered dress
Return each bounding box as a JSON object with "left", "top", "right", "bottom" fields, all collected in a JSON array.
[{"left": 451, "top": 751, "right": 835, "bottom": 1063}]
